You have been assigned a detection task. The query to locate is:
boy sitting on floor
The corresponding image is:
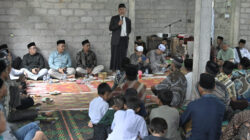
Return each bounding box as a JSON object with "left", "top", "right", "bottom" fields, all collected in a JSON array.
[
  {"left": 149, "top": 89, "right": 181, "bottom": 140},
  {"left": 124, "top": 88, "right": 147, "bottom": 118},
  {"left": 143, "top": 118, "right": 169, "bottom": 140},
  {"left": 107, "top": 97, "right": 148, "bottom": 140},
  {"left": 88, "top": 83, "right": 112, "bottom": 140}
]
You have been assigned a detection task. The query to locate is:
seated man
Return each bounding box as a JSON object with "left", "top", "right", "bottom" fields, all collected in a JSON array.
[
  {"left": 22, "top": 42, "right": 48, "bottom": 80},
  {"left": 180, "top": 73, "right": 225, "bottom": 140},
  {"left": 111, "top": 57, "right": 130, "bottom": 91},
  {"left": 151, "top": 56, "right": 187, "bottom": 107},
  {"left": 221, "top": 110, "right": 250, "bottom": 140},
  {"left": 76, "top": 39, "right": 104, "bottom": 76},
  {"left": 216, "top": 61, "right": 248, "bottom": 110},
  {"left": 232, "top": 57, "right": 250, "bottom": 78},
  {"left": 216, "top": 36, "right": 224, "bottom": 55},
  {"left": 0, "top": 45, "right": 24, "bottom": 80},
  {"left": 0, "top": 60, "right": 33, "bottom": 118},
  {"left": 217, "top": 43, "right": 234, "bottom": 65},
  {"left": 193, "top": 61, "right": 231, "bottom": 110},
  {"left": 231, "top": 57, "right": 250, "bottom": 101},
  {"left": 176, "top": 38, "right": 185, "bottom": 57},
  {"left": 234, "top": 39, "right": 250, "bottom": 64},
  {"left": 149, "top": 89, "right": 181, "bottom": 140},
  {"left": 0, "top": 44, "right": 22, "bottom": 70},
  {"left": 136, "top": 36, "right": 147, "bottom": 55},
  {"left": 48, "top": 40, "right": 75, "bottom": 79},
  {"left": 130, "top": 46, "right": 149, "bottom": 73},
  {"left": 147, "top": 44, "right": 168, "bottom": 74},
  {"left": 112, "top": 64, "right": 146, "bottom": 101},
  {"left": 216, "top": 61, "right": 237, "bottom": 100}
]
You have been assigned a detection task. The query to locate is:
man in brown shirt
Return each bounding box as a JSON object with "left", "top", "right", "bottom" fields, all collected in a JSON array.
[{"left": 76, "top": 40, "right": 104, "bottom": 75}]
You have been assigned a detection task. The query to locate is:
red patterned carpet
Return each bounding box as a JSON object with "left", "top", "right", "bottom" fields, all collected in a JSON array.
[
  {"left": 27, "top": 77, "right": 165, "bottom": 111},
  {"left": 27, "top": 82, "right": 91, "bottom": 95}
]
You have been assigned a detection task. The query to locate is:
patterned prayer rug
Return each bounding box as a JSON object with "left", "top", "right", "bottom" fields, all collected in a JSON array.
[
  {"left": 16, "top": 110, "right": 93, "bottom": 140},
  {"left": 34, "top": 93, "right": 97, "bottom": 111},
  {"left": 43, "top": 110, "right": 92, "bottom": 140}
]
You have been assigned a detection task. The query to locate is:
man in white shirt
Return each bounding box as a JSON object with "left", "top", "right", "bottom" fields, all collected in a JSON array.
[
  {"left": 107, "top": 97, "right": 148, "bottom": 140},
  {"left": 234, "top": 39, "right": 250, "bottom": 64},
  {"left": 184, "top": 59, "right": 193, "bottom": 105},
  {"left": 88, "top": 83, "right": 111, "bottom": 140}
]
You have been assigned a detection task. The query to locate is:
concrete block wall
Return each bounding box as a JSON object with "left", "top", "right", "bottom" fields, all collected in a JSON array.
[
  {"left": 213, "top": 0, "right": 250, "bottom": 50},
  {"left": 213, "top": 0, "right": 232, "bottom": 45},
  {"left": 240, "top": 0, "right": 250, "bottom": 49},
  {"left": 1, "top": 0, "right": 249, "bottom": 70},
  {"left": 186, "top": 0, "right": 195, "bottom": 35},
  {"left": 134, "top": 0, "right": 192, "bottom": 41},
  {"left": 0, "top": 0, "right": 128, "bottom": 69}
]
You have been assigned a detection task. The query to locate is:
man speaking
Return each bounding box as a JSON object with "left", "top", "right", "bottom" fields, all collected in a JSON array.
[{"left": 109, "top": 3, "right": 131, "bottom": 71}]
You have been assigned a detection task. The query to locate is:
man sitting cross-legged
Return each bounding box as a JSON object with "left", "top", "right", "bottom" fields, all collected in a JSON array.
[
  {"left": 76, "top": 39, "right": 104, "bottom": 76},
  {"left": 22, "top": 42, "right": 48, "bottom": 80},
  {"left": 48, "top": 40, "right": 75, "bottom": 80}
]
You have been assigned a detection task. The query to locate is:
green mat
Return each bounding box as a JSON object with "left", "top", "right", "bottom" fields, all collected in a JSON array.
[{"left": 16, "top": 110, "right": 93, "bottom": 140}]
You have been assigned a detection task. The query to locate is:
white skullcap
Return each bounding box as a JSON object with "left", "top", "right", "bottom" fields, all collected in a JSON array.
[
  {"left": 158, "top": 44, "right": 166, "bottom": 52},
  {"left": 136, "top": 46, "right": 144, "bottom": 52}
]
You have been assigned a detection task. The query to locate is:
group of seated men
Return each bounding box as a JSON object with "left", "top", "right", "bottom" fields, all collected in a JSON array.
[
  {"left": 213, "top": 36, "right": 250, "bottom": 65},
  {"left": 0, "top": 39, "right": 104, "bottom": 81},
  {"left": 132, "top": 36, "right": 250, "bottom": 75}
]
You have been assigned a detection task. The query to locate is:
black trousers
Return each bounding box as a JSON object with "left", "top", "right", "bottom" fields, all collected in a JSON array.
[
  {"left": 8, "top": 109, "right": 38, "bottom": 122},
  {"left": 110, "top": 37, "right": 128, "bottom": 71},
  {"left": 93, "top": 124, "right": 110, "bottom": 140},
  {"left": 16, "top": 97, "right": 34, "bottom": 110}
]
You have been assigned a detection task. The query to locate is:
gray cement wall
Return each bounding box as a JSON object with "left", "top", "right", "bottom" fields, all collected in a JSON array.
[
  {"left": 134, "top": 0, "right": 193, "bottom": 41},
  {"left": 213, "top": 0, "right": 250, "bottom": 50},
  {"left": 239, "top": 0, "right": 250, "bottom": 49},
  {"left": 213, "top": 0, "right": 232, "bottom": 45},
  {"left": 0, "top": 0, "right": 249, "bottom": 70},
  {"left": 0, "top": 0, "right": 128, "bottom": 69}
]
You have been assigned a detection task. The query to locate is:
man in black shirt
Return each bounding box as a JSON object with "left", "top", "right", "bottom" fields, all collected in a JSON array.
[{"left": 22, "top": 42, "right": 48, "bottom": 80}]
